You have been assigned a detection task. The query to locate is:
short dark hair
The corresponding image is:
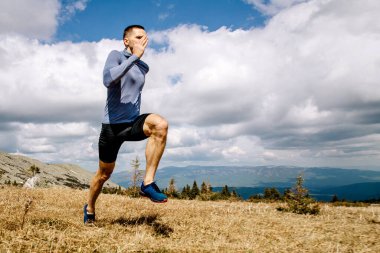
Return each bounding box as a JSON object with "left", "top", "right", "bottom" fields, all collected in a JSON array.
[{"left": 123, "top": 25, "right": 145, "bottom": 39}]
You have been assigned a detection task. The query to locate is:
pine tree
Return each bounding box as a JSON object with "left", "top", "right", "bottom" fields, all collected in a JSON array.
[
  {"left": 264, "top": 187, "right": 281, "bottom": 200},
  {"left": 331, "top": 194, "right": 339, "bottom": 203},
  {"left": 190, "top": 180, "right": 200, "bottom": 199},
  {"left": 181, "top": 186, "right": 188, "bottom": 199},
  {"left": 186, "top": 184, "right": 191, "bottom": 195},
  {"left": 29, "top": 165, "right": 40, "bottom": 176},
  {"left": 283, "top": 188, "right": 291, "bottom": 200},
  {"left": 221, "top": 185, "right": 230, "bottom": 198},
  {"left": 277, "top": 174, "right": 320, "bottom": 215},
  {"left": 167, "top": 178, "right": 179, "bottom": 198},
  {"left": 168, "top": 178, "right": 176, "bottom": 193},
  {"left": 181, "top": 184, "right": 192, "bottom": 199},
  {"left": 207, "top": 182, "right": 213, "bottom": 192},
  {"left": 201, "top": 181, "right": 208, "bottom": 194}
]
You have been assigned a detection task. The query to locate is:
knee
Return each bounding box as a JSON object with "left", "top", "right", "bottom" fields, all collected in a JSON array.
[
  {"left": 158, "top": 118, "right": 169, "bottom": 133},
  {"left": 154, "top": 118, "right": 169, "bottom": 138},
  {"left": 98, "top": 172, "right": 111, "bottom": 183},
  {"left": 97, "top": 162, "right": 114, "bottom": 183}
]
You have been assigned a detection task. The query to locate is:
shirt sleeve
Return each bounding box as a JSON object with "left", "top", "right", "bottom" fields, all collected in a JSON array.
[{"left": 102, "top": 50, "right": 139, "bottom": 88}]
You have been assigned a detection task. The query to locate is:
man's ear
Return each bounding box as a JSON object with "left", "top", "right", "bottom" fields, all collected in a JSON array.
[{"left": 123, "top": 37, "right": 129, "bottom": 47}]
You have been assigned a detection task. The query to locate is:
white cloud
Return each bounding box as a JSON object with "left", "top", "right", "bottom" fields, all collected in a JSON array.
[
  {"left": 222, "top": 146, "right": 246, "bottom": 157},
  {"left": 1, "top": 0, "right": 380, "bottom": 171},
  {"left": 19, "top": 138, "right": 57, "bottom": 153},
  {"left": 157, "top": 3, "right": 175, "bottom": 21},
  {"left": 0, "top": 0, "right": 60, "bottom": 40},
  {"left": 143, "top": 0, "right": 380, "bottom": 168},
  {"left": 0, "top": 36, "right": 117, "bottom": 168},
  {"left": 262, "top": 151, "right": 277, "bottom": 161},
  {"left": 158, "top": 13, "right": 170, "bottom": 21},
  {"left": 167, "top": 127, "right": 201, "bottom": 148},
  {"left": 245, "top": 0, "right": 311, "bottom": 15},
  {"left": 59, "top": 0, "right": 89, "bottom": 23},
  {"left": 18, "top": 122, "right": 95, "bottom": 138},
  {"left": 0, "top": 0, "right": 88, "bottom": 40},
  {"left": 0, "top": 36, "right": 118, "bottom": 124}
]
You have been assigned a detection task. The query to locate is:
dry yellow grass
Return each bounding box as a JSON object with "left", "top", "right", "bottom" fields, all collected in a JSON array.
[{"left": 0, "top": 186, "right": 379, "bottom": 252}]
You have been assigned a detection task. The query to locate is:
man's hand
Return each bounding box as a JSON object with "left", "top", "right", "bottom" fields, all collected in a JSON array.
[{"left": 132, "top": 35, "right": 148, "bottom": 58}]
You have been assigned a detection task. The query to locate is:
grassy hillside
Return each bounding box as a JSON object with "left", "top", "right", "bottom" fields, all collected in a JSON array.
[
  {"left": 0, "top": 151, "right": 119, "bottom": 188},
  {"left": 0, "top": 186, "right": 379, "bottom": 252}
]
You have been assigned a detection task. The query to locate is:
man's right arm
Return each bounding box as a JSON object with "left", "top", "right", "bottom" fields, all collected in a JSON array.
[{"left": 102, "top": 50, "right": 139, "bottom": 88}]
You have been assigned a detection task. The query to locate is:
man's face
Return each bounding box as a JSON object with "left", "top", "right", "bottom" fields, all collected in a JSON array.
[{"left": 124, "top": 28, "right": 147, "bottom": 49}]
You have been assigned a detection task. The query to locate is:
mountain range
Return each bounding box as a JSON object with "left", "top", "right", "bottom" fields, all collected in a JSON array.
[{"left": 111, "top": 165, "right": 380, "bottom": 201}]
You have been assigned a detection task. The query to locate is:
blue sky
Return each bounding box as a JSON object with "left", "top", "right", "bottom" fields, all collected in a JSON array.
[
  {"left": 0, "top": 0, "right": 380, "bottom": 172},
  {"left": 57, "top": 0, "right": 266, "bottom": 42}
]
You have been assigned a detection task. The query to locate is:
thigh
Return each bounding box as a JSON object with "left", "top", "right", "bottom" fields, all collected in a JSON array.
[
  {"left": 98, "top": 124, "right": 124, "bottom": 163},
  {"left": 119, "top": 113, "right": 151, "bottom": 141}
]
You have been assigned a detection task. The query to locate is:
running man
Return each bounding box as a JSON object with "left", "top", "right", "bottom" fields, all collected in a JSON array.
[{"left": 84, "top": 25, "right": 168, "bottom": 224}]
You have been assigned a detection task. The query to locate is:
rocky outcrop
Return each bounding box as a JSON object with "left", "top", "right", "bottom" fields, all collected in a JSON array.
[{"left": 0, "top": 151, "right": 119, "bottom": 189}]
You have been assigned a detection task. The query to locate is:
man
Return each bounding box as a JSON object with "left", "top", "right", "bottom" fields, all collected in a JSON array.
[{"left": 84, "top": 25, "right": 168, "bottom": 224}]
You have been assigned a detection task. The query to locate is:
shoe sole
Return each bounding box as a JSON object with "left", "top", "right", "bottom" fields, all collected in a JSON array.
[{"left": 139, "top": 191, "right": 168, "bottom": 203}]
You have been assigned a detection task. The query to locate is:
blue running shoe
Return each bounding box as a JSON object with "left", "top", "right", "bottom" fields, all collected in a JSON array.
[
  {"left": 140, "top": 182, "right": 168, "bottom": 203},
  {"left": 83, "top": 204, "right": 95, "bottom": 224}
]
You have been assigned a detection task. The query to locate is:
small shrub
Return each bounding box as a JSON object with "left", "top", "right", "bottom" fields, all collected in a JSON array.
[
  {"left": 331, "top": 194, "right": 339, "bottom": 203},
  {"left": 277, "top": 174, "right": 320, "bottom": 215},
  {"left": 102, "top": 186, "right": 125, "bottom": 195}
]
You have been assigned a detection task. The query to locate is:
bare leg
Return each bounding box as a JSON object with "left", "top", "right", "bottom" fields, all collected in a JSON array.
[
  {"left": 87, "top": 161, "right": 115, "bottom": 213},
  {"left": 143, "top": 114, "right": 168, "bottom": 185}
]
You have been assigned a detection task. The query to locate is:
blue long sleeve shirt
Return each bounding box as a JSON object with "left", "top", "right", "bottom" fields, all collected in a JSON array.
[{"left": 102, "top": 49, "right": 149, "bottom": 124}]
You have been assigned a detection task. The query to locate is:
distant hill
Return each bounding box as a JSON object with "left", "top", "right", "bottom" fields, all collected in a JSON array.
[
  {"left": 112, "top": 165, "right": 305, "bottom": 188},
  {"left": 111, "top": 165, "right": 380, "bottom": 201},
  {"left": 0, "top": 151, "right": 119, "bottom": 189},
  {"left": 213, "top": 183, "right": 380, "bottom": 202},
  {"left": 316, "top": 182, "right": 380, "bottom": 201},
  {"left": 112, "top": 165, "right": 380, "bottom": 188}
]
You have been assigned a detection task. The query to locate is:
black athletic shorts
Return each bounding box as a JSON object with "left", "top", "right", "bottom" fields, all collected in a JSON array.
[{"left": 98, "top": 113, "right": 151, "bottom": 163}]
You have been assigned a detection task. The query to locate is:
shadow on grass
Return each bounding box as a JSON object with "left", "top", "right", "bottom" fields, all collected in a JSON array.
[
  {"left": 111, "top": 213, "right": 174, "bottom": 237},
  {"left": 31, "top": 217, "right": 78, "bottom": 230}
]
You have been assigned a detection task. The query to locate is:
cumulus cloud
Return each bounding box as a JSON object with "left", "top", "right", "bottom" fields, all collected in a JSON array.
[
  {"left": 0, "top": 0, "right": 380, "bottom": 171},
  {"left": 0, "top": 36, "right": 116, "bottom": 124},
  {"left": 0, "top": 36, "right": 119, "bottom": 169},
  {"left": 0, "top": 0, "right": 88, "bottom": 40},
  {"left": 143, "top": 0, "right": 380, "bottom": 167},
  {"left": 0, "top": 0, "right": 60, "bottom": 40},
  {"left": 244, "top": 0, "right": 311, "bottom": 15}
]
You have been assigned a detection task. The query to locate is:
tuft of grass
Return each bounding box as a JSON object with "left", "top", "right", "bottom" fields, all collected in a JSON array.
[
  {"left": 21, "top": 198, "right": 33, "bottom": 229},
  {"left": 0, "top": 186, "right": 379, "bottom": 252},
  {"left": 331, "top": 201, "right": 370, "bottom": 207}
]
